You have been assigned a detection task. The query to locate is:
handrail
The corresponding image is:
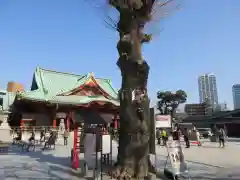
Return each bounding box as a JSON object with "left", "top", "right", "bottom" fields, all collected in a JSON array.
[{"left": 9, "top": 126, "right": 60, "bottom": 134}]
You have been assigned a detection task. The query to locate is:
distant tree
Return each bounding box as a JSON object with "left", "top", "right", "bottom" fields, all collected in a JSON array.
[{"left": 157, "top": 90, "right": 187, "bottom": 118}]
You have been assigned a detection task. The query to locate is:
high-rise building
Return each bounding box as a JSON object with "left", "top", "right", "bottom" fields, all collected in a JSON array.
[
  {"left": 198, "top": 73, "right": 218, "bottom": 105},
  {"left": 232, "top": 84, "right": 240, "bottom": 109}
]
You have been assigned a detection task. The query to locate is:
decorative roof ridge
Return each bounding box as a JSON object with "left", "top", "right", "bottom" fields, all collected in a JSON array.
[
  {"left": 77, "top": 75, "right": 87, "bottom": 82},
  {"left": 17, "top": 89, "right": 41, "bottom": 94},
  {"left": 35, "top": 67, "right": 118, "bottom": 97},
  {"left": 58, "top": 74, "right": 114, "bottom": 98},
  {"left": 36, "top": 67, "right": 83, "bottom": 77},
  {"left": 16, "top": 89, "right": 47, "bottom": 99},
  {"left": 36, "top": 67, "right": 115, "bottom": 83}
]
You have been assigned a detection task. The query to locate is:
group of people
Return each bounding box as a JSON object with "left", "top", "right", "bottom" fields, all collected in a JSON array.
[
  {"left": 40, "top": 127, "right": 70, "bottom": 146},
  {"left": 156, "top": 128, "right": 168, "bottom": 146},
  {"left": 13, "top": 127, "right": 70, "bottom": 146},
  {"left": 156, "top": 126, "right": 195, "bottom": 148},
  {"left": 156, "top": 125, "right": 227, "bottom": 148}
]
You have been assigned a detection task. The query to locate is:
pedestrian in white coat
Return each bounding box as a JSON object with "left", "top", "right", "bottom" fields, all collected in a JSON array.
[{"left": 196, "top": 130, "right": 201, "bottom": 146}]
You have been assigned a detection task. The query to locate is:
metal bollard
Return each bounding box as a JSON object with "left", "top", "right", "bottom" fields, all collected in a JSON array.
[
  {"left": 83, "top": 162, "right": 88, "bottom": 177},
  {"left": 93, "top": 168, "right": 99, "bottom": 180}
]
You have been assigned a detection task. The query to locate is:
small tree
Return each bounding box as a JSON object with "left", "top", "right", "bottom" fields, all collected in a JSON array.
[{"left": 157, "top": 90, "right": 187, "bottom": 118}]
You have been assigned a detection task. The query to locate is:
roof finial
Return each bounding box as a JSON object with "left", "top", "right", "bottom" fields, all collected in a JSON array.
[{"left": 89, "top": 72, "right": 94, "bottom": 77}]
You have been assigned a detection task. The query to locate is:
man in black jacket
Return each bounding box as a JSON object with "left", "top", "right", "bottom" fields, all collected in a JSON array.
[
  {"left": 183, "top": 128, "right": 190, "bottom": 148},
  {"left": 218, "top": 128, "right": 226, "bottom": 148},
  {"left": 172, "top": 126, "right": 181, "bottom": 141}
]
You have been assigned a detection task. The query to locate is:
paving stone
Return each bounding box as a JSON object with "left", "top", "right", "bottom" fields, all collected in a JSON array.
[{"left": 0, "top": 138, "right": 240, "bottom": 179}]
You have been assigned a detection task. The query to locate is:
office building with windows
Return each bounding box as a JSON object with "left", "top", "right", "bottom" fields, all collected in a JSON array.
[
  {"left": 198, "top": 73, "right": 219, "bottom": 105},
  {"left": 184, "top": 103, "right": 208, "bottom": 116},
  {"left": 233, "top": 84, "right": 240, "bottom": 109}
]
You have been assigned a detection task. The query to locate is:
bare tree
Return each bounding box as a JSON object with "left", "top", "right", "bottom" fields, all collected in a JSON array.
[{"left": 86, "top": 0, "right": 180, "bottom": 179}]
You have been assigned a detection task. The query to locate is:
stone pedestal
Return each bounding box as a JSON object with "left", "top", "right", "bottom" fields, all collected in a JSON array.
[{"left": 0, "top": 117, "right": 12, "bottom": 143}]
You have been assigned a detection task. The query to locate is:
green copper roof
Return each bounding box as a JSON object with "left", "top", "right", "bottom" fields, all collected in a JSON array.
[
  {"left": 17, "top": 67, "right": 119, "bottom": 106},
  {"left": 51, "top": 95, "right": 120, "bottom": 105}
]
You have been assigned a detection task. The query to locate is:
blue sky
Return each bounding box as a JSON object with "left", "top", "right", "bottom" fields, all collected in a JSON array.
[{"left": 0, "top": 0, "right": 239, "bottom": 110}]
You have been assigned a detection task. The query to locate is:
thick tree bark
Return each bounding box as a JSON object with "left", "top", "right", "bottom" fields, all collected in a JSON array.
[
  {"left": 110, "top": 9, "right": 151, "bottom": 179},
  {"left": 116, "top": 59, "right": 150, "bottom": 178}
]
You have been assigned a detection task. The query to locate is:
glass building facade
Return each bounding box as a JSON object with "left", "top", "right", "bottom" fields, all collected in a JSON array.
[
  {"left": 233, "top": 84, "right": 240, "bottom": 109},
  {"left": 198, "top": 73, "right": 219, "bottom": 105}
]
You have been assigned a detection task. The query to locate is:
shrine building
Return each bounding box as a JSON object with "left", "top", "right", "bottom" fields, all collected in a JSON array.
[{"left": 9, "top": 67, "right": 119, "bottom": 129}]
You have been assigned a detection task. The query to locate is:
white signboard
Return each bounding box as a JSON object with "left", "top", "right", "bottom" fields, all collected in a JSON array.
[
  {"left": 102, "top": 134, "right": 111, "bottom": 154},
  {"left": 166, "top": 140, "right": 187, "bottom": 175},
  {"left": 84, "top": 133, "right": 96, "bottom": 168},
  {"left": 155, "top": 115, "right": 171, "bottom": 128}
]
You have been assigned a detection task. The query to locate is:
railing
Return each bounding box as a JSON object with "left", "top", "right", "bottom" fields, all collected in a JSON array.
[
  {"left": 10, "top": 126, "right": 59, "bottom": 132},
  {"left": 9, "top": 126, "right": 63, "bottom": 138},
  {"left": 8, "top": 126, "right": 119, "bottom": 140},
  {"left": 8, "top": 126, "right": 68, "bottom": 142}
]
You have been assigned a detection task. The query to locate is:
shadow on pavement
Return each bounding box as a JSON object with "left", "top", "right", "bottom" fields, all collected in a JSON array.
[
  {"left": 7, "top": 144, "right": 240, "bottom": 180},
  {"left": 156, "top": 154, "right": 222, "bottom": 168},
  {"left": 227, "top": 138, "right": 240, "bottom": 142},
  {"left": 7, "top": 145, "right": 85, "bottom": 179}
]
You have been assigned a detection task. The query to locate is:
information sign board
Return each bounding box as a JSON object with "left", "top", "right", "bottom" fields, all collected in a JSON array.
[
  {"left": 84, "top": 133, "right": 96, "bottom": 168},
  {"left": 102, "top": 134, "right": 111, "bottom": 154},
  {"left": 155, "top": 115, "right": 171, "bottom": 128}
]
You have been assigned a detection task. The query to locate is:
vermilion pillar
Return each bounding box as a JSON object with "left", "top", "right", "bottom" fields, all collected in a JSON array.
[
  {"left": 114, "top": 114, "right": 118, "bottom": 129},
  {"left": 53, "top": 119, "right": 57, "bottom": 128},
  {"left": 20, "top": 119, "right": 24, "bottom": 129},
  {"left": 72, "top": 123, "right": 79, "bottom": 169}
]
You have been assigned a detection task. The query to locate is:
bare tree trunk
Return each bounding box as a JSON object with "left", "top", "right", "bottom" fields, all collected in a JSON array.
[{"left": 110, "top": 9, "right": 150, "bottom": 179}]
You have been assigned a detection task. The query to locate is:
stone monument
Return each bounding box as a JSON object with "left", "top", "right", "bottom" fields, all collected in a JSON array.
[{"left": 0, "top": 107, "right": 12, "bottom": 143}]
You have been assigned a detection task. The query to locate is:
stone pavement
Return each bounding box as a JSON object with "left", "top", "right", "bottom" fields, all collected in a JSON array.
[
  {"left": 0, "top": 145, "right": 84, "bottom": 179},
  {"left": 154, "top": 139, "right": 240, "bottom": 179},
  {"left": 0, "top": 136, "right": 240, "bottom": 179}
]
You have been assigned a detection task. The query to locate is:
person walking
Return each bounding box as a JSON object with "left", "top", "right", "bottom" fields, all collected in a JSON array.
[
  {"left": 63, "top": 129, "right": 69, "bottom": 146},
  {"left": 161, "top": 129, "right": 167, "bottom": 146},
  {"left": 28, "top": 131, "right": 35, "bottom": 142},
  {"left": 183, "top": 128, "right": 190, "bottom": 148},
  {"left": 156, "top": 129, "right": 161, "bottom": 145},
  {"left": 40, "top": 127, "right": 46, "bottom": 142},
  {"left": 173, "top": 126, "right": 181, "bottom": 141},
  {"left": 218, "top": 128, "right": 226, "bottom": 148},
  {"left": 196, "top": 130, "right": 201, "bottom": 146}
]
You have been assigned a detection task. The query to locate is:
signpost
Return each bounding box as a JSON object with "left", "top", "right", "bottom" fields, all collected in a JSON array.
[
  {"left": 84, "top": 133, "right": 96, "bottom": 168},
  {"left": 164, "top": 140, "right": 190, "bottom": 180},
  {"left": 84, "top": 131, "right": 112, "bottom": 180},
  {"left": 155, "top": 114, "right": 171, "bottom": 128}
]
